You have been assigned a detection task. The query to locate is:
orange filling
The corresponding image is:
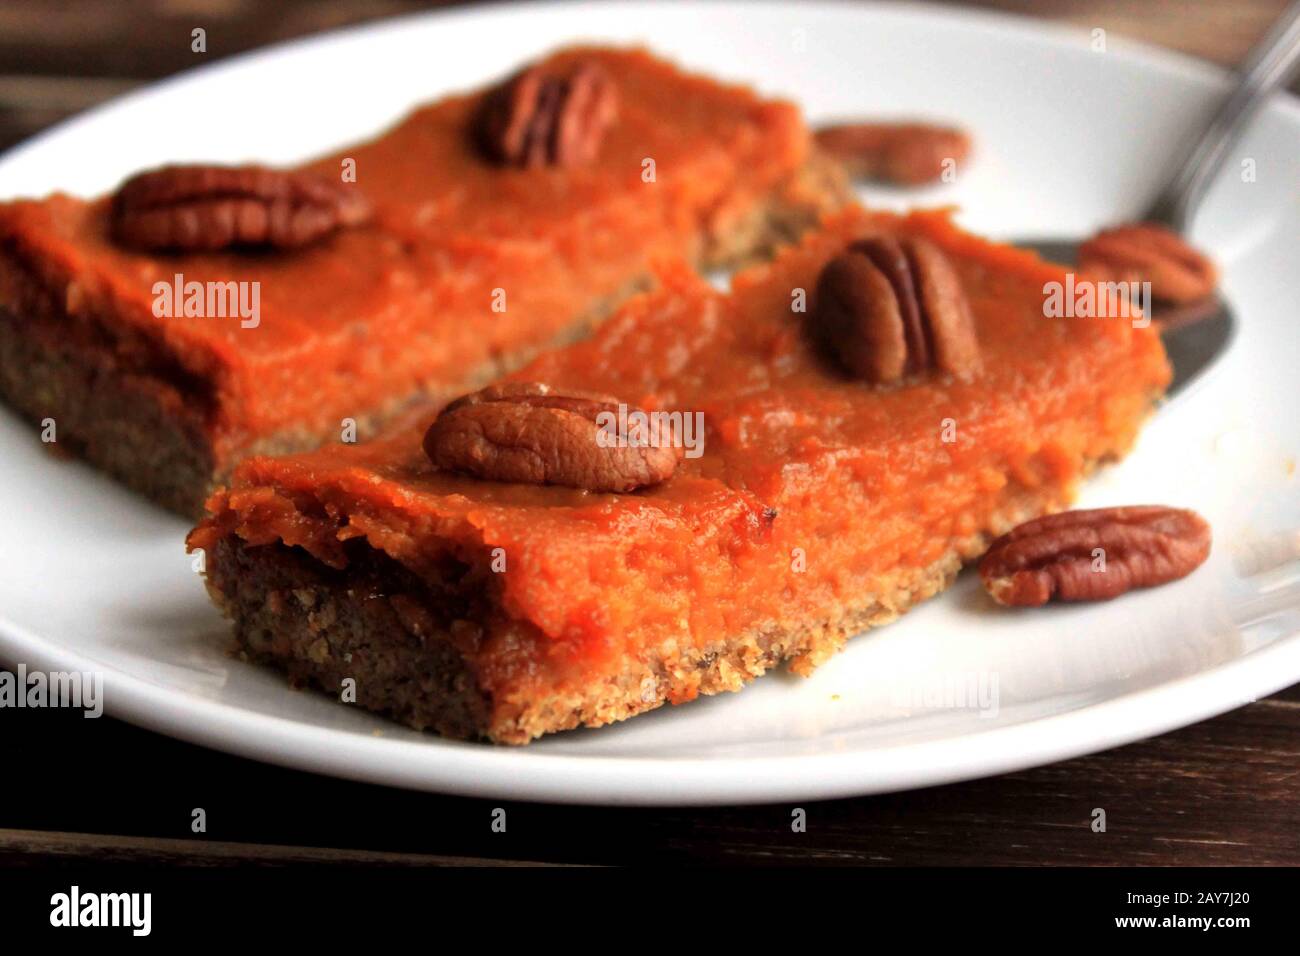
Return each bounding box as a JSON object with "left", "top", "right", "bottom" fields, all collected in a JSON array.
[
  {"left": 0, "top": 47, "right": 808, "bottom": 464},
  {"left": 191, "top": 206, "right": 1170, "bottom": 703}
]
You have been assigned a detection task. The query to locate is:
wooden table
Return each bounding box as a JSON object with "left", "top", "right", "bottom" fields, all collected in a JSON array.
[{"left": 1, "top": 0, "right": 1296, "bottom": 867}]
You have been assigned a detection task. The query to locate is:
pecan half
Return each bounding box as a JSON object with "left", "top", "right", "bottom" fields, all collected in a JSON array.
[
  {"left": 1077, "top": 222, "right": 1217, "bottom": 305},
  {"left": 474, "top": 61, "right": 618, "bottom": 168},
  {"left": 814, "top": 122, "right": 971, "bottom": 186},
  {"left": 423, "top": 382, "right": 681, "bottom": 492},
  {"left": 110, "top": 164, "right": 371, "bottom": 252},
  {"left": 979, "top": 506, "right": 1212, "bottom": 607},
  {"left": 811, "top": 235, "right": 981, "bottom": 383}
]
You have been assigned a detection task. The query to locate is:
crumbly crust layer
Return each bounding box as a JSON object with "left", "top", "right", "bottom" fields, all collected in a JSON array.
[{"left": 202, "top": 477, "right": 1074, "bottom": 744}]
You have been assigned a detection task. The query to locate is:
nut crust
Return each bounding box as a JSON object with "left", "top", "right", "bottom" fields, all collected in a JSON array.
[
  {"left": 978, "top": 505, "right": 1212, "bottom": 606},
  {"left": 423, "top": 382, "right": 681, "bottom": 492},
  {"left": 110, "top": 164, "right": 371, "bottom": 251}
]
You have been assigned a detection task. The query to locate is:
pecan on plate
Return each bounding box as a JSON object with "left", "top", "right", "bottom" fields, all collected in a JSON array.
[
  {"left": 110, "top": 164, "right": 371, "bottom": 252},
  {"left": 474, "top": 61, "right": 619, "bottom": 168},
  {"left": 811, "top": 235, "right": 981, "bottom": 383},
  {"left": 1077, "top": 222, "right": 1217, "bottom": 306},
  {"left": 814, "top": 122, "right": 971, "bottom": 186},
  {"left": 423, "top": 382, "right": 681, "bottom": 492},
  {"left": 979, "top": 505, "right": 1212, "bottom": 607}
]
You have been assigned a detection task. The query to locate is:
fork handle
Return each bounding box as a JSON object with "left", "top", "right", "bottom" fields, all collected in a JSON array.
[{"left": 1143, "top": 0, "right": 1300, "bottom": 232}]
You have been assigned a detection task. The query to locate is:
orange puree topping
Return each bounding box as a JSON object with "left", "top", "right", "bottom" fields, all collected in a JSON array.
[
  {"left": 191, "top": 206, "right": 1171, "bottom": 692},
  {"left": 0, "top": 47, "right": 808, "bottom": 463}
]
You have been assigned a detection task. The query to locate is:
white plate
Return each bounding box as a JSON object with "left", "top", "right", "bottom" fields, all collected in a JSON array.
[{"left": 2, "top": 1, "right": 1298, "bottom": 806}]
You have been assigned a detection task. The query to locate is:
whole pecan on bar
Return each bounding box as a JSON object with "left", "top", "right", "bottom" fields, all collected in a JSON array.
[
  {"left": 474, "top": 61, "right": 619, "bottom": 168},
  {"left": 979, "top": 505, "right": 1212, "bottom": 607},
  {"left": 811, "top": 235, "right": 981, "bottom": 383},
  {"left": 110, "top": 164, "right": 372, "bottom": 252},
  {"left": 814, "top": 122, "right": 971, "bottom": 186},
  {"left": 423, "top": 381, "right": 681, "bottom": 492},
  {"left": 1077, "top": 222, "right": 1217, "bottom": 306}
]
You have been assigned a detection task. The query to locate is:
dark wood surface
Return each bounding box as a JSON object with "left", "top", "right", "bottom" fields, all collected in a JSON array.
[
  {"left": 7, "top": 687, "right": 1300, "bottom": 866},
  {"left": 1, "top": 0, "right": 1297, "bottom": 867}
]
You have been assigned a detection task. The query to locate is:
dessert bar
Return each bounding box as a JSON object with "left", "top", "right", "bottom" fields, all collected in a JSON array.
[
  {"left": 190, "top": 206, "right": 1171, "bottom": 743},
  {"left": 0, "top": 47, "right": 847, "bottom": 513}
]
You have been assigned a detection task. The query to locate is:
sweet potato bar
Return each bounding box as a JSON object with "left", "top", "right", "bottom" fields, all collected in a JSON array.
[
  {"left": 0, "top": 47, "right": 847, "bottom": 514},
  {"left": 189, "top": 206, "right": 1171, "bottom": 744}
]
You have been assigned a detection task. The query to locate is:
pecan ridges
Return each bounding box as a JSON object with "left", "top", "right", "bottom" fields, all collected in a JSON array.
[
  {"left": 979, "top": 506, "right": 1212, "bottom": 606},
  {"left": 1077, "top": 222, "right": 1217, "bottom": 305},
  {"left": 811, "top": 235, "right": 981, "bottom": 383},
  {"left": 423, "top": 382, "right": 681, "bottom": 492},
  {"left": 474, "top": 61, "right": 619, "bottom": 168},
  {"left": 110, "top": 164, "right": 371, "bottom": 252}
]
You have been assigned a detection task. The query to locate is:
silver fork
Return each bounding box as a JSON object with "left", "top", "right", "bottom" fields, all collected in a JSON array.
[{"left": 1016, "top": 0, "right": 1300, "bottom": 396}]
